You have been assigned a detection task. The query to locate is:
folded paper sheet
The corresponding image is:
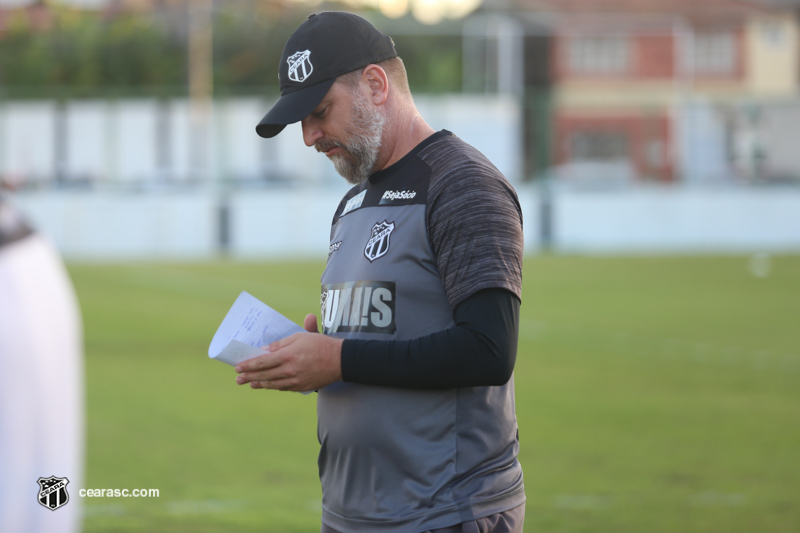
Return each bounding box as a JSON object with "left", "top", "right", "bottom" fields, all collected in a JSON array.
[{"left": 209, "top": 291, "right": 304, "bottom": 367}]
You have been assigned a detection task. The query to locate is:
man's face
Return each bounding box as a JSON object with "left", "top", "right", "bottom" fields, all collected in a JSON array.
[{"left": 302, "top": 80, "right": 385, "bottom": 185}]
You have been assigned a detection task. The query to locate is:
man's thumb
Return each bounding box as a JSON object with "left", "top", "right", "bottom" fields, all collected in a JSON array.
[{"left": 303, "top": 313, "right": 319, "bottom": 333}]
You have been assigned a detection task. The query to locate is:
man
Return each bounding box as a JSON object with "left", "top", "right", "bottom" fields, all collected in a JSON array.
[
  {"left": 236, "top": 11, "right": 525, "bottom": 532},
  {"left": 0, "top": 197, "right": 84, "bottom": 533}
]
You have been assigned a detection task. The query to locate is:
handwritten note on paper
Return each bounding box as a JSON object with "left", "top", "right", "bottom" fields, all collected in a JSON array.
[{"left": 208, "top": 291, "right": 304, "bottom": 367}]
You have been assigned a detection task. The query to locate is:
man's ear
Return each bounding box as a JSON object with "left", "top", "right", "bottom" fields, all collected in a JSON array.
[{"left": 362, "top": 64, "right": 389, "bottom": 106}]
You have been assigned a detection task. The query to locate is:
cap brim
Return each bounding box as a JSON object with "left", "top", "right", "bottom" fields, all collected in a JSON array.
[{"left": 255, "top": 78, "right": 336, "bottom": 138}]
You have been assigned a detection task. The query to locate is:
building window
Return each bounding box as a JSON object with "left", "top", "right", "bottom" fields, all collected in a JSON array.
[
  {"left": 570, "top": 131, "right": 629, "bottom": 161},
  {"left": 567, "top": 35, "right": 630, "bottom": 74},
  {"left": 760, "top": 22, "right": 785, "bottom": 48},
  {"left": 691, "top": 31, "right": 736, "bottom": 75}
]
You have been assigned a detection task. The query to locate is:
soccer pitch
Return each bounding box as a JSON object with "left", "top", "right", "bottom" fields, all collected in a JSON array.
[{"left": 68, "top": 255, "right": 800, "bottom": 533}]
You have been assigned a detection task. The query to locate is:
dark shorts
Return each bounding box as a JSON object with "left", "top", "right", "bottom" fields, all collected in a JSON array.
[{"left": 320, "top": 502, "right": 526, "bottom": 533}]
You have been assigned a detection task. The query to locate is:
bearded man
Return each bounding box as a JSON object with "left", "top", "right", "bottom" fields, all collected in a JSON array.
[{"left": 236, "top": 12, "right": 526, "bottom": 533}]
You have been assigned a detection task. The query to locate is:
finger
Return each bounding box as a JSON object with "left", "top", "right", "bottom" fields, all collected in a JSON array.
[
  {"left": 304, "top": 313, "right": 319, "bottom": 333},
  {"left": 235, "top": 351, "right": 278, "bottom": 374},
  {"left": 236, "top": 368, "right": 279, "bottom": 385},
  {"left": 266, "top": 332, "right": 299, "bottom": 353},
  {"left": 251, "top": 378, "right": 297, "bottom": 391}
]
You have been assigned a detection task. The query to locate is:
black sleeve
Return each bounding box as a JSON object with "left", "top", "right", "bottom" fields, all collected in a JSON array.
[{"left": 340, "top": 287, "right": 520, "bottom": 389}]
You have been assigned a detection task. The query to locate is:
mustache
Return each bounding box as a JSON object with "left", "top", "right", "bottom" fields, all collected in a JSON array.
[{"left": 315, "top": 140, "right": 343, "bottom": 154}]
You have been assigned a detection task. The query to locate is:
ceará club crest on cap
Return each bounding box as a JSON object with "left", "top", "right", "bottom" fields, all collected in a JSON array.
[{"left": 287, "top": 50, "right": 313, "bottom": 83}]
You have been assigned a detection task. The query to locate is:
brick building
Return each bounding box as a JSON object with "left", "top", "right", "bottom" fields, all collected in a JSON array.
[{"left": 477, "top": 0, "right": 800, "bottom": 182}]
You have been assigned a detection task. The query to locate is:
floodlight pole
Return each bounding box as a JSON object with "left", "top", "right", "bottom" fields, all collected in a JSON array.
[
  {"left": 189, "top": 0, "right": 213, "bottom": 185},
  {"left": 188, "top": 0, "right": 229, "bottom": 253}
]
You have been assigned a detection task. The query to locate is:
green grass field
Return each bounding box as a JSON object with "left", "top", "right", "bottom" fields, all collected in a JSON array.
[{"left": 68, "top": 255, "right": 800, "bottom": 533}]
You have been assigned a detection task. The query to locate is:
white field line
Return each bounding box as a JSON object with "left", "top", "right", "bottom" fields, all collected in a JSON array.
[
  {"left": 82, "top": 498, "right": 322, "bottom": 517},
  {"left": 551, "top": 492, "right": 748, "bottom": 510},
  {"left": 82, "top": 492, "right": 749, "bottom": 518}
]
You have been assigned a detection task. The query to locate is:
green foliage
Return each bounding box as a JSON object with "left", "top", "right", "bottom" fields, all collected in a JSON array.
[
  {"left": 67, "top": 255, "right": 800, "bottom": 532},
  {"left": 0, "top": 6, "right": 186, "bottom": 97},
  {"left": 392, "top": 33, "right": 462, "bottom": 93},
  {"left": 0, "top": 5, "right": 463, "bottom": 99},
  {"left": 211, "top": 7, "right": 307, "bottom": 95},
  {"left": 97, "top": 15, "right": 184, "bottom": 88}
]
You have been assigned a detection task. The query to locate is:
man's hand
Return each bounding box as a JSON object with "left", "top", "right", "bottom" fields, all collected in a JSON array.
[{"left": 235, "top": 314, "right": 343, "bottom": 392}]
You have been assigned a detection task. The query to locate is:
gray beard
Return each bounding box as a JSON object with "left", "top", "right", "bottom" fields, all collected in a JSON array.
[{"left": 325, "top": 92, "right": 385, "bottom": 185}]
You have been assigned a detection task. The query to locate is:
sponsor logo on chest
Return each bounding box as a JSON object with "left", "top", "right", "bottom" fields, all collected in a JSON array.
[
  {"left": 321, "top": 281, "right": 396, "bottom": 334},
  {"left": 328, "top": 241, "right": 341, "bottom": 258},
  {"left": 341, "top": 190, "right": 366, "bottom": 217},
  {"left": 381, "top": 189, "right": 416, "bottom": 202}
]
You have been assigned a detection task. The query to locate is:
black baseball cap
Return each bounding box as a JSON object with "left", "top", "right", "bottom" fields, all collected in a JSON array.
[{"left": 255, "top": 12, "right": 397, "bottom": 138}]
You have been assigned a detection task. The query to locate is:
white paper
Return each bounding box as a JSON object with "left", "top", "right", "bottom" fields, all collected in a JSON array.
[{"left": 208, "top": 291, "right": 304, "bottom": 367}]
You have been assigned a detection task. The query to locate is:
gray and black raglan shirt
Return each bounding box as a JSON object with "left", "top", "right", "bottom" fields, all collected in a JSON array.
[{"left": 318, "top": 130, "right": 525, "bottom": 531}]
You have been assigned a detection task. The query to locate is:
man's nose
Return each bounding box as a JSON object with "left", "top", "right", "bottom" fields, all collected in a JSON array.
[{"left": 301, "top": 119, "right": 323, "bottom": 147}]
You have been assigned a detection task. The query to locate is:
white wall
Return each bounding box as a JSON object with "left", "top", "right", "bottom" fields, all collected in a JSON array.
[
  {"left": 0, "top": 94, "right": 523, "bottom": 188},
  {"left": 10, "top": 185, "right": 800, "bottom": 261},
  {"left": 548, "top": 186, "right": 800, "bottom": 254},
  {"left": 0, "top": 101, "right": 56, "bottom": 185},
  {"left": 4, "top": 94, "right": 799, "bottom": 259},
  {"left": 14, "top": 190, "right": 219, "bottom": 260}
]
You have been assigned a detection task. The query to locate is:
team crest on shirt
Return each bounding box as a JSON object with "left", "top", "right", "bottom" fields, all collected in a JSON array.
[
  {"left": 287, "top": 50, "right": 313, "bottom": 83},
  {"left": 37, "top": 476, "right": 70, "bottom": 511},
  {"left": 364, "top": 220, "right": 395, "bottom": 262}
]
